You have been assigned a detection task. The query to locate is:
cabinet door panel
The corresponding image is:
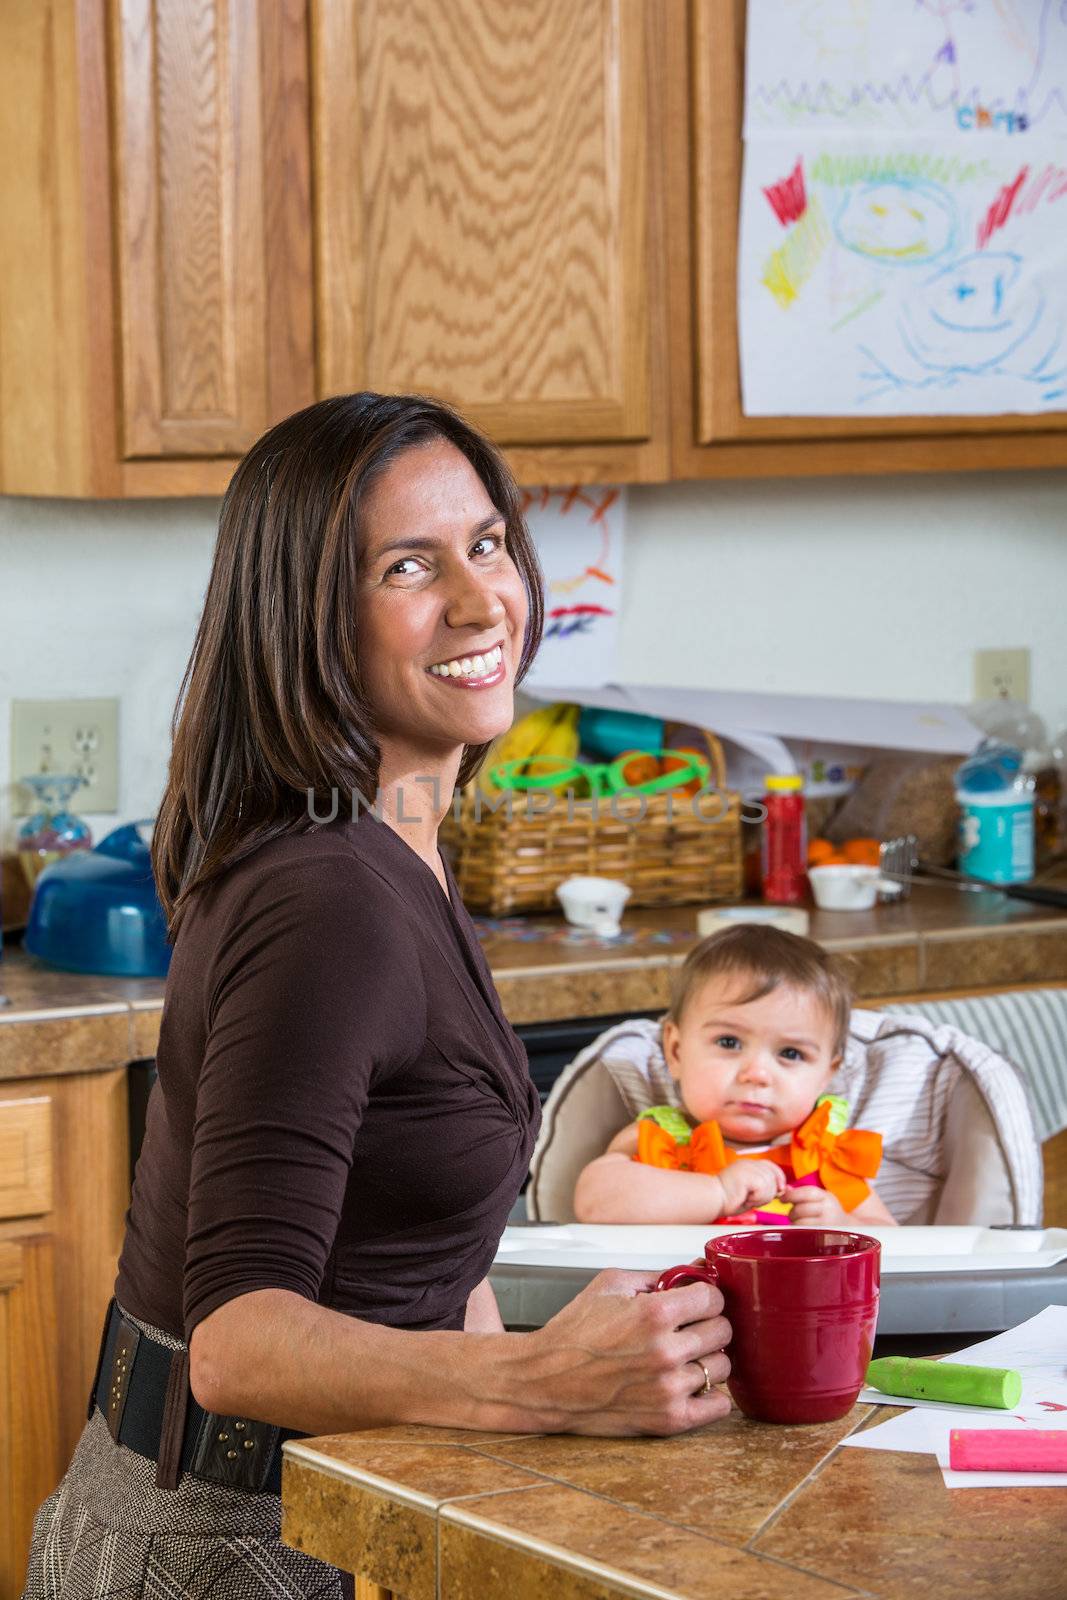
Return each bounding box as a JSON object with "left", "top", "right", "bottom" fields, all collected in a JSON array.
[
  {"left": 113, "top": 0, "right": 313, "bottom": 458},
  {"left": 313, "top": 0, "right": 651, "bottom": 444},
  {"left": 0, "top": 1097, "right": 52, "bottom": 1219},
  {"left": 0, "top": 1237, "right": 60, "bottom": 1600}
]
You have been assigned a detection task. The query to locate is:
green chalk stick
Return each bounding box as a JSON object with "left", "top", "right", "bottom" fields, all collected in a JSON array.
[{"left": 865, "top": 1357, "right": 1022, "bottom": 1409}]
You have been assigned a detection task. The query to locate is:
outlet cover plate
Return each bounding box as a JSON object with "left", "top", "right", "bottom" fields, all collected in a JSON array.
[
  {"left": 11, "top": 698, "right": 120, "bottom": 813},
  {"left": 973, "top": 648, "right": 1031, "bottom": 705}
]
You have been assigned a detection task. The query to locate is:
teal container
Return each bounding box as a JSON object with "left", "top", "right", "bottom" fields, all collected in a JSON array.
[
  {"left": 957, "top": 789, "right": 1035, "bottom": 884},
  {"left": 577, "top": 706, "right": 663, "bottom": 760}
]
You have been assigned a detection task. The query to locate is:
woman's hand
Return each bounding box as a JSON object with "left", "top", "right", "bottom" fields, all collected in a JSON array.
[
  {"left": 717, "top": 1159, "right": 786, "bottom": 1217},
  {"left": 781, "top": 1184, "right": 850, "bottom": 1226},
  {"left": 519, "top": 1269, "right": 732, "bottom": 1437}
]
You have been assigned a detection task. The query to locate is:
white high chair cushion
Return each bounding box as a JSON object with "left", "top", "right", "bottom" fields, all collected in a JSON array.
[
  {"left": 527, "top": 1058, "right": 631, "bottom": 1223},
  {"left": 934, "top": 1074, "right": 1017, "bottom": 1225}
]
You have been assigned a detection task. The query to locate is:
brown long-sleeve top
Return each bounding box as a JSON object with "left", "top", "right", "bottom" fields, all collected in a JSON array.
[{"left": 115, "top": 811, "right": 540, "bottom": 1343}]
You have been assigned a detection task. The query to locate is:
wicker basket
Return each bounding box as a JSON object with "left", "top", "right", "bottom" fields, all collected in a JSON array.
[{"left": 444, "top": 728, "right": 743, "bottom": 915}]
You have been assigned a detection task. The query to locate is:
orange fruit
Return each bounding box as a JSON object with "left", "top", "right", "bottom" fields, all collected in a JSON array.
[
  {"left": 807, "top": 837, "right": 837, "bottom": 865},
  {"left": 662, "top": 746, "right": 707, "bottom": 796},
  {"left": 619, "top": 750, "right": 661, "bottom": 787},
  {"left": 842, "top": 837, "right": 881, "bottom": 867}
]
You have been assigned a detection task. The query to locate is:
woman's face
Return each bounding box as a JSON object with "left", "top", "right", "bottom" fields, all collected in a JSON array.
[{"left": 357, "top": 439, "right": 529, "bottom": 769}]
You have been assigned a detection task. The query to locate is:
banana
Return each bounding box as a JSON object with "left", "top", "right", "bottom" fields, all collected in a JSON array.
[
  {"left": 477, "top": 703, "right": 580, "bottom": 792},
  {"left": 537, "top": 703, "right": 580, "bottom": 761}
]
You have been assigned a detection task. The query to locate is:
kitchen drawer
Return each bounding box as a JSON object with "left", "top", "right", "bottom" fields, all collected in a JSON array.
[{"left": 0, "top": 1096, "right": 53, "bottom": 1218}]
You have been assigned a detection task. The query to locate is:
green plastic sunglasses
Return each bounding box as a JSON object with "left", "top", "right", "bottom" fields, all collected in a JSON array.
[{"left": 489, "top": 748, "right": 710, "bottom": 797}]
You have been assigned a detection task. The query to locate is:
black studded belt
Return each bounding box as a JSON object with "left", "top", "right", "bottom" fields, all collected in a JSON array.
[{"left": 89, "top": 1299, "right": 303, "bottom": 1495}]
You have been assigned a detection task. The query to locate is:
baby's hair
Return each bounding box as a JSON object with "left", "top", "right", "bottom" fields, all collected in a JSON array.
[{"left": 666, "top": 924, "right": 853, "bottom": 1057}]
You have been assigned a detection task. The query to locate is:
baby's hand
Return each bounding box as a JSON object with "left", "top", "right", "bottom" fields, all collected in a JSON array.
[
  {"left": 782, "top": 1185, "right": 850, "bottom": 1226},
  {"left": 717, "top": 1160, "right": 787, "bottom": 1217}
]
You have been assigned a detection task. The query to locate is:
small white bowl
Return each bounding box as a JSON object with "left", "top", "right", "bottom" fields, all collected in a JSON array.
[
  {"left": 555, "top": 875, "right": 631, "bottom": 936},
  {"left": 808, "top": 864, "right": 881, "bottom": 911}
]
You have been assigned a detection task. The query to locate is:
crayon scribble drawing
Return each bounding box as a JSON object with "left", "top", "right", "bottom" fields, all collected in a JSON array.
[
  {"left": 738, "top": 0, "right": 1067, "bottom": 415},
  {"left": 859, "top": 249, "right": 1065, "bottom": 407},
  {"left": 745, "top": 0, "right": 1067, "bottom": 138},
  {"left": 522, "top": 487, "right": 624, "bottom": 690}
]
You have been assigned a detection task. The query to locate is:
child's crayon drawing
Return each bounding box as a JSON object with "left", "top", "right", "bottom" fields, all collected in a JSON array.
[
  {"left": 739, "top": 1, "right": 1067, "bottom": 416},
  {"left": 522, "top": 486, "right": 625, "bottom": 690}
]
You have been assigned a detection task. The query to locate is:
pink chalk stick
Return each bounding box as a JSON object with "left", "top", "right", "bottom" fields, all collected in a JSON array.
[{"left": 949, "top": 1429, "right": 1067, "bottom": 1473}]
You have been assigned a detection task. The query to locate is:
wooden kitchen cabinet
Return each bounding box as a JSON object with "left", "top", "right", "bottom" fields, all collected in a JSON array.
[
  {"left": 310, "top": 0, "right": 670, "bottom": 483},
  {"left": 666, "top": 0, "right": 1067, "bottom": 478},
  {"left": 0, "top": 0, "right": 314, "bottom": 497},
  {"left": 2, "top": 0, "right": 1063, "bottom": 495},
  {"left": 0, "top": 1237, "right": 60, "bottom": 1600},
  {"left": 0, "top": 0, "right": 668, "bottom": 496},
  {"left": 111, "top": 0, "right": 315, "bottom": 462},
  {"left": 0, "top": 1070, "right": 130, "bottom": 1597}
]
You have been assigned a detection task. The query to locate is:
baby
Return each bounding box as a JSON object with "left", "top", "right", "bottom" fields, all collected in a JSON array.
[{"left": 574, "top": 924, "right": 897, "bottom": 1228}]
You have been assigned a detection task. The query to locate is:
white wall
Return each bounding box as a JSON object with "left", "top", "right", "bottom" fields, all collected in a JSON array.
[
  {"left": 1, "top": 469, "right": 1064, "bottom": 844},
  {"left": 620, "top": 471, "right": 1067, "bottom": 713},
  {"left": 0, "top": 497, "right": 219, "bottom": 844}
]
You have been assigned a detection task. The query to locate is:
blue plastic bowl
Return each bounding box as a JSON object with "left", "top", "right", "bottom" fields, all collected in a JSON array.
[{"left": 25, "top": 822, "right": 171, "bottom": 978}]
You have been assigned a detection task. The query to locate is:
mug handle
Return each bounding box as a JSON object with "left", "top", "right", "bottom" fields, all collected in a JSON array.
[{"left": 651, "top": 1260, "right": 719, "bottom": 1293}]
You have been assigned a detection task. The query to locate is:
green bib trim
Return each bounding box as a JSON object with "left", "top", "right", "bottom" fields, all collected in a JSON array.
[{"left": 636, "top": 1105, "right": 693, "bottom": 1144}]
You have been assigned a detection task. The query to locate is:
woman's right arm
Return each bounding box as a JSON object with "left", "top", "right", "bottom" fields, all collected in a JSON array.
[{"left": 190, "top": 1271, "right": 732, "bottom": 1439}]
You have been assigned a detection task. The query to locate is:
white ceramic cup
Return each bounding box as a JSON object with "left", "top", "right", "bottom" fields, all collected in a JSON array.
[
  {"left": 807, "top": 864, "right": 881, "bottom": 911},
  {"left": 555, "top": 875, "right": 632, "bottom": 936}
]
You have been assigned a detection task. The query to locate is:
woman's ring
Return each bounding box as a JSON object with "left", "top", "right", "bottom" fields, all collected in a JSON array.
[{"left": 695, "top": 1360, "right": 712, "bottom": 1396}]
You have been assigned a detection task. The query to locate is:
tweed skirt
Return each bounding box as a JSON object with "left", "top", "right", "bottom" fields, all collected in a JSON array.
[{"left": 21, "top": 1312, "right": 350, "bottom": 1600}]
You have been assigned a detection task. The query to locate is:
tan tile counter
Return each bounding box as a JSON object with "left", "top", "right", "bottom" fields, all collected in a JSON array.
[
  {"left": 484, "top": 888, "right": 1067, "bottom": 1023},
  {"left": 2, "top": 885, "right": 1066, "bottom": 1074},
  {"left": 0, "top": 957, "right": 165, "bottom": 1079},
  {"left": 281, "top": 1409, "right": 1067, "bottom": 1599}
]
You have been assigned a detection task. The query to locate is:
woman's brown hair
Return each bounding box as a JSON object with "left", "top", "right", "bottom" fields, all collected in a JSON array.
[{"left": 153, "top": 392, "right": 544, "bottom": 933}]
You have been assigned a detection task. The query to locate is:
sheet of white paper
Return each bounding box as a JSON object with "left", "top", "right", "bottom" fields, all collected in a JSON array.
[
  {"left": 743, "top": 0, "right": 1067, "bottom": 139},
  {"left": 522, "top": 487, "right": 624, "bottom": 690},
  {"left": 845, "top": 1402, "right": 1067, "bottom": 1488},
  {"left": 857, "top": 1306, "right": 1067, "bottom": 1411},
  {"left": 941, "top": 1465, "right": 1066, "bottom": 1489},
  {"left": 525, "top": 681, "right": 982, "bottom": 757},
  {"left": 846, "top": 1307, "right": 1067, "bottom": 1487}
]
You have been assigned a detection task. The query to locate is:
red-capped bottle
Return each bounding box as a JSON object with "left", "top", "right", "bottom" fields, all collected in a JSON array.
[{"left": 761, "top": 774, "right": 807, "bottom": 905}]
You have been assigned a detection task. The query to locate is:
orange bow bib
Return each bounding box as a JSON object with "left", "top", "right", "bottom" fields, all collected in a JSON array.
[{"left": 635, "top": 1099, "right": 882, "bottom": 1213}]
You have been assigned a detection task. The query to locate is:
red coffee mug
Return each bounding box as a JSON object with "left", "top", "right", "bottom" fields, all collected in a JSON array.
[{"left": 655, "top": 1228, "right": 880, "bottom": 1424}]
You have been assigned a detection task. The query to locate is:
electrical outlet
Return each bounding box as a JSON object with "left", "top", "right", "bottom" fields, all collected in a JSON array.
[
  {"left": 11, "top": 698, "right": 120, "bottom": 812},
  {"left": 973, "top": 648, "right": 1031, "bottom": 704}
]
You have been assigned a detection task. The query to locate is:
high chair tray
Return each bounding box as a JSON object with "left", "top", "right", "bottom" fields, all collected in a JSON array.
[
  {"left": 491, "top": 1226, "right": 1067, "bottom": 1336},
  {"left": 494, "top": 1224, "right": 1067, "bottom": 1277}
]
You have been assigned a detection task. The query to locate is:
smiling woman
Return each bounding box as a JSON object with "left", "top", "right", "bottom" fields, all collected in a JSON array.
[
  {"left": 354, "top": 434, "right": 531, "bottom": 852},
  {"left": 22, "top": 395, "right": 734, "bottom": 1600},
  {"left": 150, "top": 394, "right": 543, "bottom": 924}
]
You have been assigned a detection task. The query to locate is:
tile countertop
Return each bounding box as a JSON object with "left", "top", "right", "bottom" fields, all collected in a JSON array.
[
  {"left": 1, "top": 885, "right": 1066, "bottom": 1079},
  {"left": 481, "top": 884, "right": 1067, "bottom": 1025},
  {"left": 279, "top": 1410, "right": 1067, "bottom": 1600}
]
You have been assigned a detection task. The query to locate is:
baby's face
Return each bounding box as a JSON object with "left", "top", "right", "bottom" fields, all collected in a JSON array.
[{"left": 663, "top": 974, "right": 840, "bottom": 1144}]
